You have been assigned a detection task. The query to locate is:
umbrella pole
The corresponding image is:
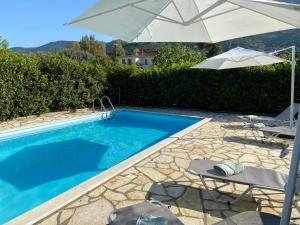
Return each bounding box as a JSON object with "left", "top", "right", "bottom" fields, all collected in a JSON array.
[
  {"left": 280, "top": 113, "right": 300, "bottom": 225},
  {"left": 271, "top": 46, "right": 296, "bottom": 129},
  {"left": 290, "top": 46, "right": 296, "bottom": 128}
]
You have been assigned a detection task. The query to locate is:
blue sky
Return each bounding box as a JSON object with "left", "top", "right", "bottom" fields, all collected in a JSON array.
[{"left": 0, "top": 1, "right": 113, "bottom": 48}]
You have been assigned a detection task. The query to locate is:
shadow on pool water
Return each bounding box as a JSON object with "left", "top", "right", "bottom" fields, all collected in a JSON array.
[{"left": 0, "top": 139, "right": 108, "bottom": 190}]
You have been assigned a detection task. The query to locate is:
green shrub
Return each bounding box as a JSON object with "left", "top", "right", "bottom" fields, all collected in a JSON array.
[
  {"left": 38, "top": 54, "right": 107, "bottom": 111},
  {"left": 0, "top": 50, "right": 299, "bottom": 121},
  {"left": 0, "top": 50, "right": 48, "bottom": 120},
  {"left": 0, "top": 51, "right": 107, "bottom": 120},
  {"left": 107, "top": 60, "right": 299, "bottom": 114},
  {"left": 153, "top": 44, "right": 205, "bottom": 69}
]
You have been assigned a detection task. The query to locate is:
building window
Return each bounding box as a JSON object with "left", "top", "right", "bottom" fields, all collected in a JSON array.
[
  {"left": 122, "top": 59, "right": 126, "bottom": 64},
  {"left": 128, "top": 59, "right": 132, "bottom": 65},
  {"left": 145, "top": 59, "right": 148, "bottom": 65}
]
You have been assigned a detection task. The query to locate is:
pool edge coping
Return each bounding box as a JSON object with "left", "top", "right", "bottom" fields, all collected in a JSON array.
[
  {"left": 0, "top": 113, "right": 103, "bottom": 139},
  {"left": 4, "top": 114, "right": 211, "bottom": 225}
]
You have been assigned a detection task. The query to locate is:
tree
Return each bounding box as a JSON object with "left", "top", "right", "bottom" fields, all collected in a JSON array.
[
  {"left": 112, "top": 40, "right": 126, "bottom": 58},
  {"left": 92, "top": 41, "right": 107, "bottom": 58},
  {"left": 0, "top": 36, "right": 9, "bottom": 49},
  {"left": 233, "top": 39, "right": 265, "bottom": 51},
  {"left": 153, "top": 44, "right": 205, "bottom": 69},
  {"left": 69, "top": 42, "right": 80, "bottom": 50},
  {"left": 197, "top": 43, "right": 222, "bottom": 57},
  {"left": 63, "top": 36, "right": 107, "bottom": 61},
  {"left": 63, "top": 48, "right": 95, "bottom": 62},
  {"left": 79, "top": 35, "right": 106, "bottom": 58},
  {"left": 133, "top": 48, "right": 140, "bottom": 55}
]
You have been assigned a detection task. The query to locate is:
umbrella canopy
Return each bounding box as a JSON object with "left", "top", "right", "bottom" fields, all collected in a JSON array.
[
  {"left": 192, "top": 47, "right": 286, "bottom": 70},
  {"left": 192, "top": 46, "right": 296, "bottom": 129},
  {"left": 67, "top": 0, "right": 300, "bottom": 43}
]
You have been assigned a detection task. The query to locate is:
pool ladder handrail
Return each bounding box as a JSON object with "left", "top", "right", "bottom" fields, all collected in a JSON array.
[
  {"left": 101, "top": 96, "right": 116, "bottom": 112},
  {"left": 92, "top": 96, "right": 115, "bottom": 120}
]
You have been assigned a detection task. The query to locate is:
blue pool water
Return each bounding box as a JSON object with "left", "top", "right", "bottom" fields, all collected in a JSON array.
[{"left": 0, "top": 110, "right": 200, "bottom": 224}]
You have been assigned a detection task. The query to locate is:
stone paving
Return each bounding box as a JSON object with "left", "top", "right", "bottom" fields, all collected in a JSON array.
[
  {"left": 0, "top": 109, "right": 94, "bottom": 132},
  {"left": 1, "top": 108, "right": 298, "bottom": 225}
]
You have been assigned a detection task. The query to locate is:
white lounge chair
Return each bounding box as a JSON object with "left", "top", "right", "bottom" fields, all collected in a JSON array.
[
  {"left": 108, "top": 202, "right": 282, "bottom": 225},
  {"left": 212, "top": 211, "right": 282, "bottom": 225},
  {"left": 260, "top": 125, "right": 296, "bottom": 142},
  {"left": 108, "top": 200, "right": 184, "bottom": 225},
  {"left": 188, "top": 158, "right": 300, "bottom": 206},
  {"left": 109, "top": 204, "right": 282, "bottom": 225},
  {"left": 240, "top": 103, "right": 300, "bottom": 126}
]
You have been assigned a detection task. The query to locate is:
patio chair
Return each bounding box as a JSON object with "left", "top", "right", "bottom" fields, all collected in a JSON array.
[
  {"left": 188, "top": 158, "right": 300, "bottom": 206},
  {"left": 240, "top": 103, "right": 300, "bottom": 126},
  {"left": 212, "top": 211, "right": 281, "bottom": 225},
  {"left": 107, "top": 200, "right": 184, "bottom": 225},
  {"left": 109, "top": 203, "right": 281, "bottom": 225}
]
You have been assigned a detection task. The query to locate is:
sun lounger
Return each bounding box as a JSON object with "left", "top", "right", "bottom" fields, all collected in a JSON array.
[
  {"left": 188, "top": 158, "right": 299, "bottom": 205},
  {"left": 240, "top": 103, "right": 300, "bottom": 126},
  {"left": 109, "top": 201, "right": 281, "bottom": 225},
  {"left": 109, "top": 203, "right": 282, "bottom": 225},
  {"left": 212, "top": 211, "right": 281, "bottom": 225},
  {"left": 107, "top": 200, "right": 184, "bottom": 225},
  {"left": 260, "top": 126, "right": 296, "bottom": 142}
]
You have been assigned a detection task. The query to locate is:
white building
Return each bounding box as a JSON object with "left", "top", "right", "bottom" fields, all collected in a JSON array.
[{"left": 118, "top": 51, "right": 158, "bottom": 68}]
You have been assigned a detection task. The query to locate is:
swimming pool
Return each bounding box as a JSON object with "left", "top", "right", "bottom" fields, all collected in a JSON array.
[{"left": 0, "top": 110, "right": 201, "bottom": 224}]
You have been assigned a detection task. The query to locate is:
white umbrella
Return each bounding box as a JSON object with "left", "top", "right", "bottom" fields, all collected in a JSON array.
[
  {"left": 192, "top": 46, "right": 297, "bottom": 129},
  {"left": 192, "top": 47, "right": 286, "bottom": 69},
  {"left": 67, "top": 0, "right": 300, "bottom": 43}
]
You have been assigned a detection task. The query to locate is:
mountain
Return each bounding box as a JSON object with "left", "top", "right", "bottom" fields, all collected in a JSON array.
[
  {"left": 112, "top": 30, "right": 300, "bottom": 53},
  {"left": 105, "top": 40, "right": 199, "bottom": 54},
  {"left": 11, "top": 41, "right": 74, "bottom": 54},
  {"left": 221, "top": 30, "right": 300, "bottom": 51},
  {"left": 11, "top": 30, "right": 300, "bottom": 55}
]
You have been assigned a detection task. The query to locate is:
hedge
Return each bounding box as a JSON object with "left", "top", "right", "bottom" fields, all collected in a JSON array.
[
  {"left": 107, "top": 60, "right": 300, "bottom": 114},
  {"left": 0, "top": 50, "right": 299, "bottom": 121},
  {"left": 0, "top": 51, "right": 106, "bottom": 120}
]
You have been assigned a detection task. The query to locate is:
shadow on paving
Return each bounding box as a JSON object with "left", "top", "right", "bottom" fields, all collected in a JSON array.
[
  {"left": 221, "top": 125, "right": 247, "bottom": 130},
  {"left": 146, "top": 181, "right": 259, "bottom": 220},
  {"left": 224, "top": 136, "right": 290, "bottom": 158},
  {"left": 223, "top": 136, "right": 289, "bottom": 149}
]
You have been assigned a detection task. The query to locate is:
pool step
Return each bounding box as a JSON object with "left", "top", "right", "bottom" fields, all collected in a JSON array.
[
  {"left": 93, "top": 96, "right": 116, "bottom": 120},
  {"left": 101, "top": 111, "right": 114, "bottom": 120}
]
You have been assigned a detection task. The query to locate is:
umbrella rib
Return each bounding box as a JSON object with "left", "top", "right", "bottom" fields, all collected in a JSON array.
[
  {"left": 171, "top": 0, "right": 185, "bottom": 23},
  {"left": 218, "top": 61, "right": 228, "bottom": 70},
  {"left": 226, "top": 56, "right": 260, "bottom": 63},
  {"left": 131, "top": 5, "right": 183, "bottom": 24},
  {"left": 201, "top": 20, "right": 214, "bottom": 43},
  {"left": 191, "top": 0, "right": 213, "bottom": 42},
  {"left": 155, "top": 17, "right": 182, "bottom": 24},
  {"left": 227, "top": 0, "right": 298, "bottom": 28},
  {"left": 67, "top": 0, "right": 150, "bottom": 25},
  {"left": 184, "top": 0, "right": 227, "bottom": 25},
  {"left": 252, "top": 57, "right": 264, "bottom": 66},
  {"left": 131, "top": 0, "right": 179, "bottom": 41},
  {"left": 200, "top": 7, "right": 243, "bottom": 22},
  {"left": 193, "top": 0, "right": 200, "bottom": 14}
]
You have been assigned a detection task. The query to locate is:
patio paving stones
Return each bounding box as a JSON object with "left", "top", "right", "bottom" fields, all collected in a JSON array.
[{"left": 1, "top": 108, "right": 298, "bottom": 225}]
